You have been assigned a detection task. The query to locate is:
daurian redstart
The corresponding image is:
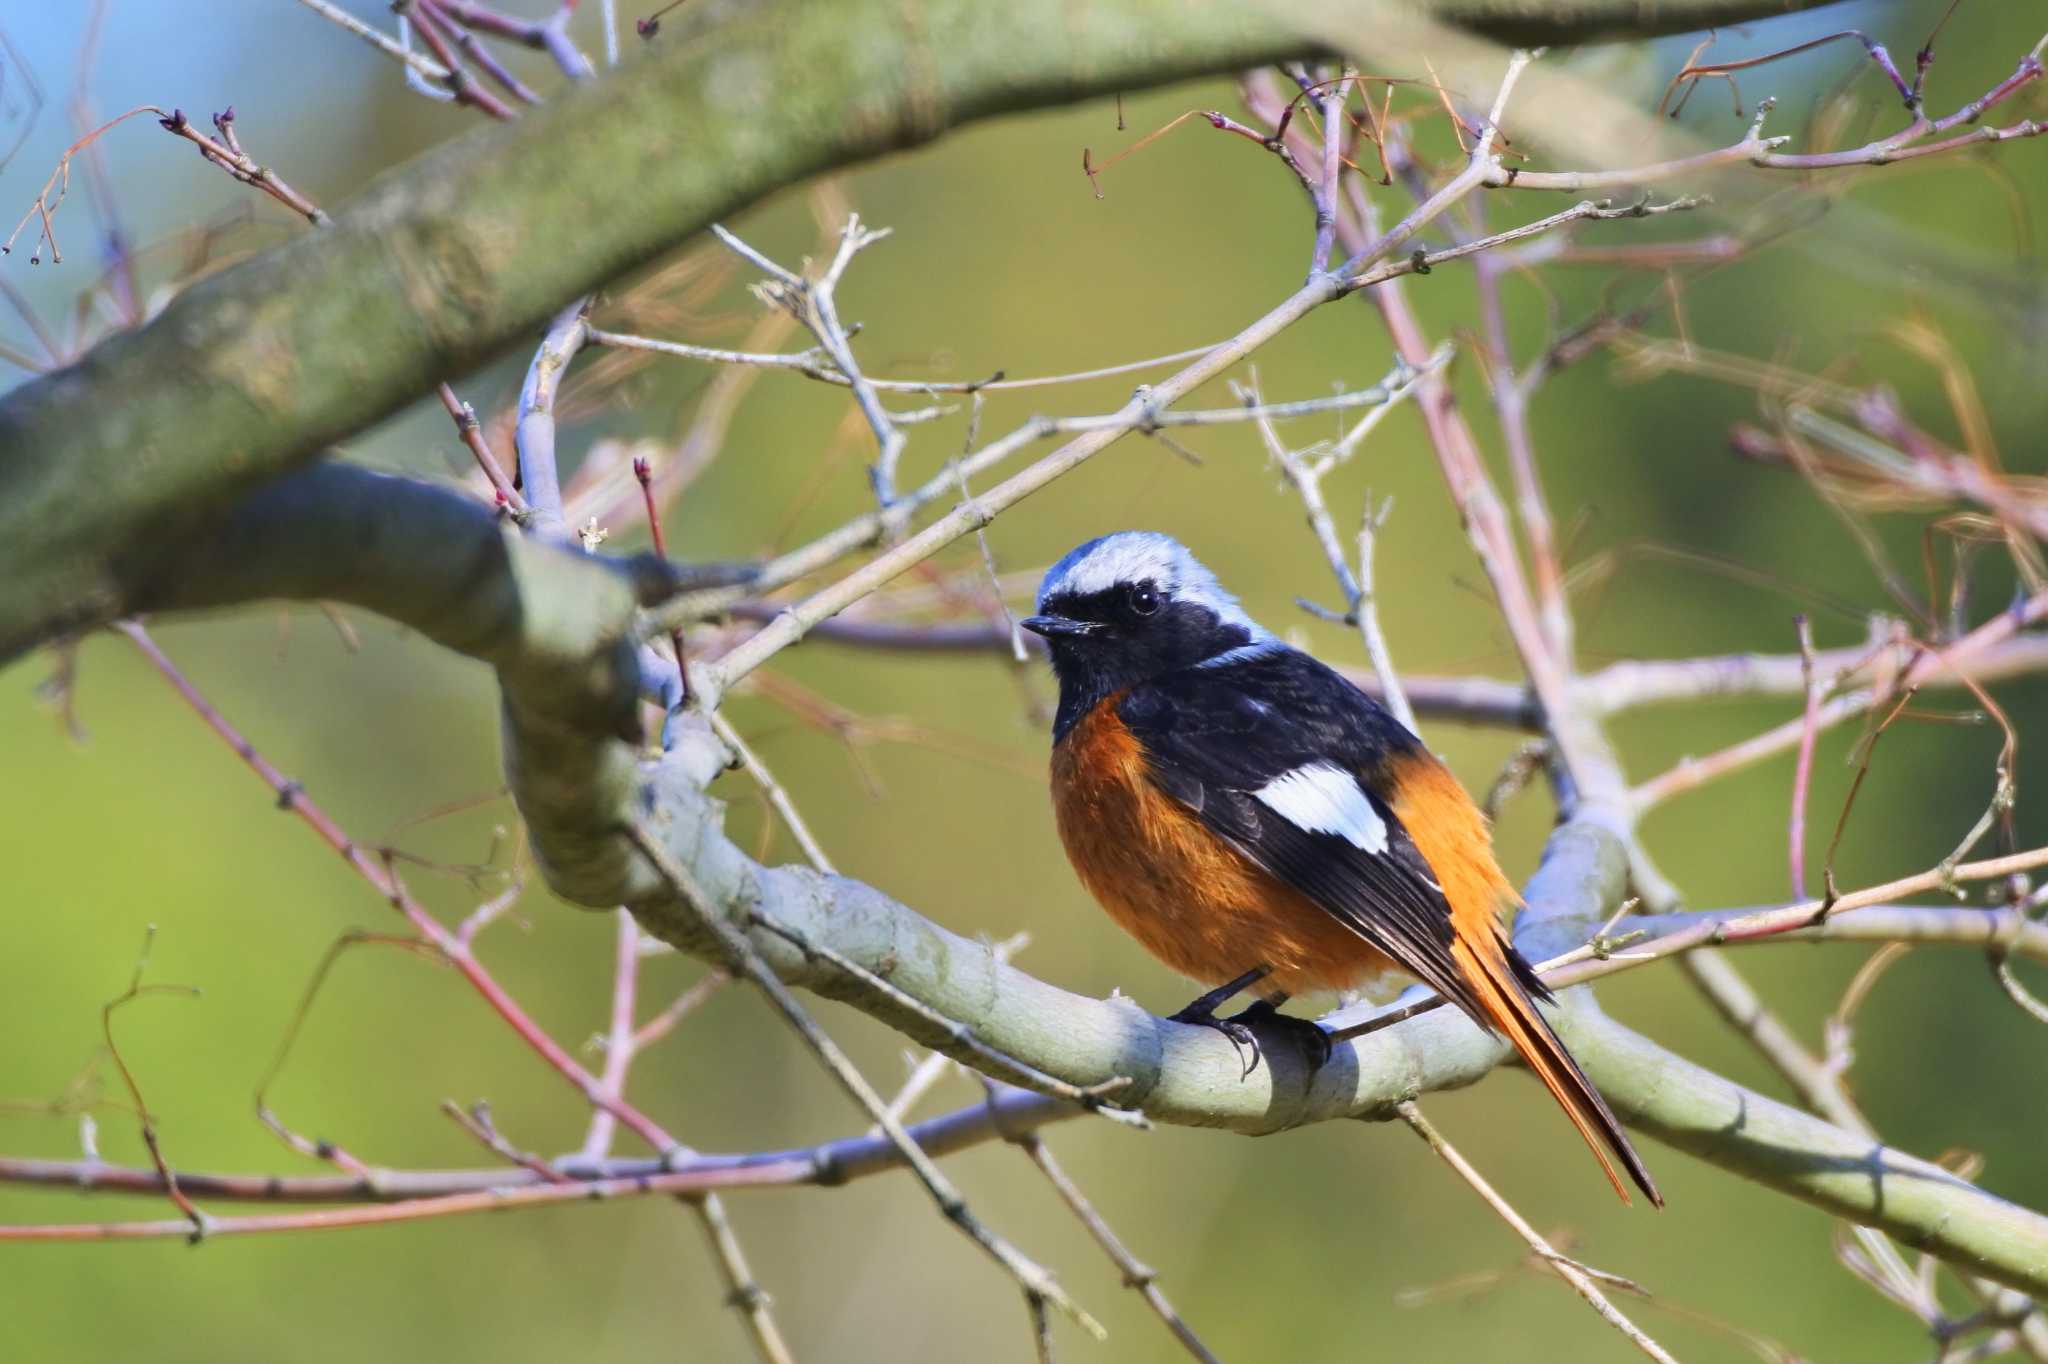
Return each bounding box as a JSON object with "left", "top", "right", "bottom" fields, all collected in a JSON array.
[{"left": 1023, "top": 531, "right": 1659, "bottom": 1206}]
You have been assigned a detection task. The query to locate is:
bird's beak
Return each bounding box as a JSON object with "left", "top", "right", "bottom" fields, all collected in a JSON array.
[{"left": 1020, "top": 614, "right": 1099, "bottom": 638}]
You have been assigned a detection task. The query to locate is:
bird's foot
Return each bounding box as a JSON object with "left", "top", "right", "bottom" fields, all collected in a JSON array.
[
  {"left": 1230, "top": 997, "right": 1333, "bottom": 1074},
  {"left": 1167, "top": 989, "right": 1330, "bottom": 1080},
  {"left": 1167, "top": 994, "right": 1264, "bottom": 1078}
]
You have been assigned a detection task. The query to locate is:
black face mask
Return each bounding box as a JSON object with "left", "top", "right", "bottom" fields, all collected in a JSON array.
[{"left": 1025, "top": 583, "right": 1260, "bottom": 741}]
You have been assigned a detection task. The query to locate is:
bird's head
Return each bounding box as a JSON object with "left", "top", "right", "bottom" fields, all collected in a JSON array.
[{"left": 1023, "top": 532, "right": 1275, "bottom": 724}]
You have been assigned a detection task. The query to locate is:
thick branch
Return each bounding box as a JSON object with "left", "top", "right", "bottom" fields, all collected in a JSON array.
[
  {"left": 1564, "top": 1003, "right": 2048, "bottom": 1296},
  {"left": 0, "top": 0, "right": 1840, "bottom": 661},
  {"left": 89, "top": 462, "right": 2048, "bottom": 1293}
]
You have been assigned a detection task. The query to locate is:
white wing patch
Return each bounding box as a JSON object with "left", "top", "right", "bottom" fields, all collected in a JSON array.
[{"left": 1254, "top": 763, "right": 1389, "bottom": 853}]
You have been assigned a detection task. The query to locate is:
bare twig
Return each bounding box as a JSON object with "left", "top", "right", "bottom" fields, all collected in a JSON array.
[
  {"left": 157, "top": 107, "right": 329, "bottom": 226},
  {"left": 100, "top": 926, "right": 209, "bottom": 1241},
  {"left": 1395, "top": 1101, "right": 1676, "bottom": 1364},
  {"left": 623, "top": 821, "right": 1105, "bottom": 1344},
  {"left": 119, "top": 623, "right": 684, "bottom": 1158},
  {"left": 1789, "top": 614, "right": 1822, "bottom": 898},
  {"left": 1250, "top": 351, "right": 1443, "bottom": 733},
  {"left": 291, "top": 0, "right": 452, "bottom": 81},
  {"left": 1634, "top": 592, "right": 2048, "bottom": 809},
  {"left": 712, "top": 217, "right": 909, "bottom": 505},
  {"left": 0, "top": 1085, "right": 1089, "bottom": 1237},
  {"left": 584, "top": 328, "right": 1230, "bottom": 394},
  {"left": 438, "top": 383, "right": 527, "bottom": 516},
  {"left": 1015, "top": 1128, "right": 1222, "bottom": 1364},
  {"left": 706, "top": 712, "right": 835, "bottom": 873}
]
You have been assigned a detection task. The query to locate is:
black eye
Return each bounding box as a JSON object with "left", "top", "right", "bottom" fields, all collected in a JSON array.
[{"left": 1127, "top": 583, "right": 1162, "bottom": 617}]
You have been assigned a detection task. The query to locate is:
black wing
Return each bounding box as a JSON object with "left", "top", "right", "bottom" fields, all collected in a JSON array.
[{"left": 1117, "top": 646, "right": 1470, "bottom": 1003}]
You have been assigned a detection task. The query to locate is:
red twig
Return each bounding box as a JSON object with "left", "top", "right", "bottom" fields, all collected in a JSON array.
[
  {"left": 1659, "top": 30, "right": 1915, "bottom": 120},
  {"left": 631, "top": 971, "right": 728, "bottom": 1052},
  {"left": 0, "top": 1086, "right": 1079, "bottom": 1241},
  {"left": 1081, "top": 109, "right": 1314, "bottom": 203},
  {"left": 417, "top": 0, "right": 542, "bottom": 105},
  {"left": 3, "top": 105, "right": 162, "bottom": 262},
  {"left": 117, "top": 622, "right": 682, "bottom": 1158},
  {"left": 436, "top": 382, "right": 528, "bottom": 516},
  {"left": 397, "top": 0, "right": 516, "bottom": 120},
  {"left": 253, "top": 927, "right": 442, "bottom": 1177},
  {"left": 442, "top": 1100, "right": 575, "bottom": 1183},
  {"left": 99, "top": 926, "right": 208, "bottom": 1240},
  {"left": 635, "top": 456, "right": 693, "bottom": 705},
  {"left": 579, "top": 910, "right": 643, "bottom": 1161},
  {"left": 433, "top": 0, "right": 595, "bottom": 78}
]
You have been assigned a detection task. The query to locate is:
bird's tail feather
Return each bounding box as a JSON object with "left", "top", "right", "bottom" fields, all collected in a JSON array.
[{"left": 1448, "top": 931, "right": 1663, "bottom": 1207}]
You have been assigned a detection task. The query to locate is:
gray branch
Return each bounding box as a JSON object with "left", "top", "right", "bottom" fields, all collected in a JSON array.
[
  {"left": 90, "top": 458, "right": 2048, "bottom": 1297},
  {"left": 14, "top": 0, "right": 2032, "bottom": 1316},
  {"left": 0, "top": 0, "right": 1841, "bottom": 662}
]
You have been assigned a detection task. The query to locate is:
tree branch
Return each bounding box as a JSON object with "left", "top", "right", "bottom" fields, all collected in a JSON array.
[
  {"left": 0, "top": 0, "right": 1843, "bottom": 661},
  {"left": 52, "top": 455, "right": 2048, "bottom": 1294}
]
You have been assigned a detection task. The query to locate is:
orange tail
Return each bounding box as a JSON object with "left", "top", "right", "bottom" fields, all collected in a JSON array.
[{"left": 1449, "top": 930, "right": 1663, "bottom": 1207}]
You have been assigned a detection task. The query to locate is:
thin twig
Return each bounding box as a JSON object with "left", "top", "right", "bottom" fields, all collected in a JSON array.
[
  {"left": 0, "top": 1086, "right": 1089, "bottom": 1238},
  {"left": 158, "top": 108, "right": 329, "bottom": 226},
  {"left": 291, "top": 0, "right": 452, "bottom": 81},
  {"left": 1015, "top": 1129, "right": 1223, "bottom": 1364},
  {"left": 1395, "top": 1101, "right": 1677, "bottom": 1364},
  {"left": 1634, "top": 592, "right": 2048, "bottom": 809},
  {"left": 686, "top": 1192, "right": 798, "bottom": 1364},
  {"left": 623, "top": 821, "right": 1105, "bottom": 1344},
  {"left": 711, "top": 217, "right": 908, "bottom": 506},
  {"left": 1475, "top": 249, "right": 1570, "bottom": 662},
  {"left": 394, "top": 0, "right": 516, "bottom": 120},
  {"left": 1251, "top": 353, "right": 1441, "bottom": 733},
  {"left": 101, "top": 926, "right": 210, "bottom": 1241},
  {"left": 438, "top": 383, "right": 527, "bottom": 517},
  {"left": 687, "top": 326, "right": 1412, "bottom": 691},
  {"left": 706, "top": 712, "right": 835, "bottom": 873},
  {"left": 1354, "top": 493, "right": 1415, "bottom": 734},
  {"left": 120, "top": 623, "right": 683, "bottom": 1158},
  {"left": 743, "top": 913, "right": 1140, "bottom": 1124},
  {"left": 584, "top": 328, "right": 1229, "bottom": 393},
  {"left": 1789, "top": 614, "right": 1823, "bottom": 899}
]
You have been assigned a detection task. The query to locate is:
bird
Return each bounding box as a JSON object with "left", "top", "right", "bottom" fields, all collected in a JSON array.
[{"left": 1020, "top": 530, "right": 1660, "bottom": 1206}]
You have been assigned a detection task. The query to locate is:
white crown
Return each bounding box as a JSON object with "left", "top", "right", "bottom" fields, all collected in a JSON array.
[{"left": 1037, "top": 532, "right": 1275, "bottom": 643}]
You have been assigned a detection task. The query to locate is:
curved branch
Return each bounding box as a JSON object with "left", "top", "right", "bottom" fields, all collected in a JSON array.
[
  {"left": 0, "top": 0, "right": 1841, "bottom": 661},
  {"left": 99, "top": 457, "right": 2048, "bottom": 1295},
  {"left": 625, "top": 746, "right": 2048, "bottom": 1295},
  {"left": 1565, "top": 1002, "right": 2048, "bottom": 1295}
]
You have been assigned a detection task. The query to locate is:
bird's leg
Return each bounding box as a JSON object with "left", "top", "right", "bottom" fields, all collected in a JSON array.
[
  {"left": 1168, "top": 972, "right": 1335, "bottom": 1079},
  {"left": 1169, "top": 966, "right": 1271, "bottom": 1024},
  {"left": 1168, "top": 966, "right": 1270, "bottom": 1076}
]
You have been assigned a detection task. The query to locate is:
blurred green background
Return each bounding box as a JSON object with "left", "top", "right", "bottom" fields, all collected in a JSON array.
[{"left": 4, "top": 2, "right": 2046, "bottom": 1360}]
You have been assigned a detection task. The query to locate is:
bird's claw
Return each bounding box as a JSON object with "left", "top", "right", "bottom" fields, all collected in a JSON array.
[
  {"left": 1167, "top": 996, "right": 1330, "bottom": 1080},
  {"left": 1234, "top": 998, "right": 1334, "bottom": 1073},
  {"left": 1170, "top": 1006, "right": 1265, "bottom": 1078}
]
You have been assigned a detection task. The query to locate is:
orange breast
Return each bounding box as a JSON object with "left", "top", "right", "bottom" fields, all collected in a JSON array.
[{"left": 1049, "top": 696, "right": 1397, "bottom": 996}]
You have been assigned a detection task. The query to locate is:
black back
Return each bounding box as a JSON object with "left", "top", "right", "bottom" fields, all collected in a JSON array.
[{"left": 1117, "top": 646, "right": 1476, "bottom": 1008}]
